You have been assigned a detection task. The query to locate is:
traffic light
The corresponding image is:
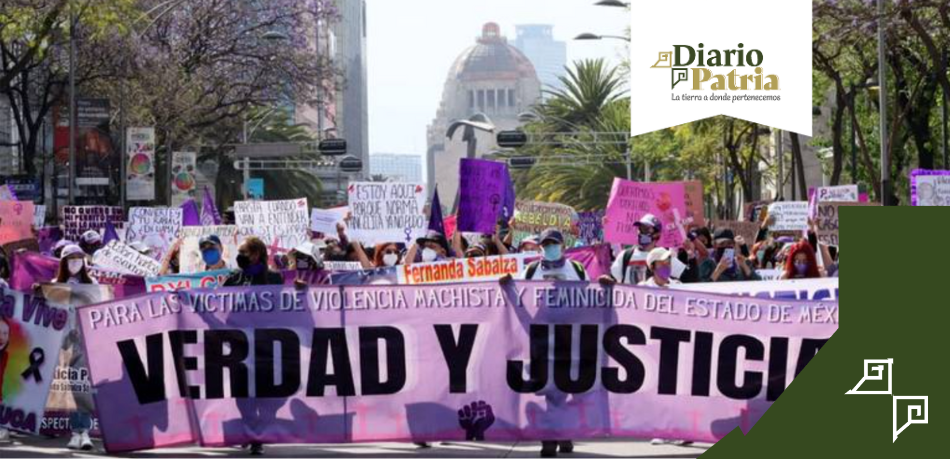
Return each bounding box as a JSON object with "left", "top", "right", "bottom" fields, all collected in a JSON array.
[
  {"left": 319, "top": 138, "right": 347, "bottom": 156},
  {"left": 496, "top": 130, "right": 528, "bottom": 149}
]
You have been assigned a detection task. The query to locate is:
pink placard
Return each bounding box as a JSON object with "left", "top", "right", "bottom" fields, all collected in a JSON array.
[{"left": 604, "top": 178, "right": 687, "bottom": 248}]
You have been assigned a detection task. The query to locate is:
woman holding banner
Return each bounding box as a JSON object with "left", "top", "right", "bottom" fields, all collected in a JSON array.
[
  {"left": 45, "top": 244, "right": 97, "bottom": 451},
  {"left": 222, "top": 237, "right": 284, "bottom": 456}
]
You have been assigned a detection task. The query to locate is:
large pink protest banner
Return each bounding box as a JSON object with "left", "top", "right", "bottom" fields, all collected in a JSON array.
[
  {"left": 604, "top": 179, "right": 688, "bottom": 248},
  {"left": 77, "top": 282, "right": 836, "bottom": 452}
]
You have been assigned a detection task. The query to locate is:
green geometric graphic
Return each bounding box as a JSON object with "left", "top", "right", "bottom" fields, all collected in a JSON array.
[{"left": 702, "top": 208, "right": 944, "bottom": 458}]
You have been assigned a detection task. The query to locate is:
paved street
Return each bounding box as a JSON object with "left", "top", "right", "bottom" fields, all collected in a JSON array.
[{"left": 1, "top": 435, "right": 709, "bottom": 458}]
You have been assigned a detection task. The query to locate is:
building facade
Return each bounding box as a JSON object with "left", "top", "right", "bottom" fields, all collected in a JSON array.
[
  {"left": 426, "top": 22, "right": 542, "bottom": 207},
  {"left": 371, "top": 153, "right": 423, "bottom": 183},
  {"left": 333, "top": 0, "right": 369, "bottom": 175},
  {"left": 513, "top": 24, "right": 567, "bottom": 94}
]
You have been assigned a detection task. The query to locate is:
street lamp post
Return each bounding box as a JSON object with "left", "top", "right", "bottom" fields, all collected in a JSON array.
[
  {"left": 877, "top": 0, "right": 890, "bottom": 205},
  {"left": 68, "top": 14, "right": 77, "bottom": 206}
]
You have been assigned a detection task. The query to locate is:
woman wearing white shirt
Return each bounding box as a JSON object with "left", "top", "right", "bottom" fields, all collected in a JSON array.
[{"left": 638, "top": 248, "right": 681, "bottom": 288}]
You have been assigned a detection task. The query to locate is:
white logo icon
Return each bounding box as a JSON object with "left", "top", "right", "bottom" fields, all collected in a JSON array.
[{"left": 845, "top": 358, "right": 928, "bottom": 443}]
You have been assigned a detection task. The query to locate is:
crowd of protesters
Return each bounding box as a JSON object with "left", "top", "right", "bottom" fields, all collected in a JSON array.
[{"left": 0, "top": 204, "right": 838, "bottom": 456}]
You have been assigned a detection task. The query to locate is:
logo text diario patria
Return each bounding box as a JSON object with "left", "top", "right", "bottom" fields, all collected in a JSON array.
[{"left": 650, "top": 44, "right": 780, "bottom": 91}]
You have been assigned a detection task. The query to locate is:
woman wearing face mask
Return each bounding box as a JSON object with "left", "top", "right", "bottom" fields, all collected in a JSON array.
[
  {"left": 373, "top": 243, "right": 403, "bottom": 268},
  {"left": 222, "top": 237, "right": 283, "bottom": 456},
  {"left": 781, "top": 241, "right": 822, "bottom": 279},
  {"left": 49, "top": 245, "right": 97, "bottom": 451},
  {"left": 639, "top": 248, "right": 681, "bottom": 288},
  {"left": 291, "top": 242, "right": 329, "bottom": 288},
  {"left": 405, "top": 230, "right": 451, "bottom": 266},
  {"left": 517, "top": 236, "right": 541, "bottom": 255},
  {"left": 503, "top": 229, "right": 586, "bottom": 458}
]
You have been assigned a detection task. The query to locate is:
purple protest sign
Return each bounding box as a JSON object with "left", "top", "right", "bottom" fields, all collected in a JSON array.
[
  {"left": 458, "top": 159, "right": 507, "bottom": 234},
  {"left": 10, "top": 251, "right": 146, "bottom": 298},
  {"left": 78, "top": 282, "right": 836, "bottom": 452}
]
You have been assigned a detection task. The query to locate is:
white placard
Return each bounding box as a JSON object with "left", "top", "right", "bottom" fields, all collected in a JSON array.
[
  {"left": 817, "top": 185, "right": 858, "bottom": 203},
  {"left": 92, "top": 240, "right": 162, "bottom": 277},
  {"left": 347, "top": 182, "right": 427, "bottom": 245},
  {"left": 125, "top": 207, "right": 183, "bottom": 260},
  {"left": 234, "top": 198, "right": 310, "bottom": 250},
  {"left": 768, "top": 201, "right": 809, "bottom": 231},
  {"left": 311, "top": 208, "right": 344, "bottom": 234}
]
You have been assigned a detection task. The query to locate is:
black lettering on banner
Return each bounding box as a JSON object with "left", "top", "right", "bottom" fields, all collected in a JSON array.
[
  {"left": 359, "top": 326, "right": 407, "bottom": 396},
  {"left": 602, "top": 325, "right": 646, "bottom": 394},
  {"left": 117, "top": 334, "right": 166, "bottom": 404},
  {"left": 169, "top": 330, "right": 201, "bottom": 398},
  {"left": 205, "top": 330, "right": 250, "bottom": 399},
  {"left": 553, "top": 324, "right": 598, "bottom": 393},
  {"left": 767, "top": 337, "right": 789, "bottom": 402},
  {"left": 795, "top": 338, "right": 827, "bottom": 376},
  {"left": 434, "top": 324, "right": 478, "bottom": 394},
  {"left": 507, "top": 324, "right": 548, "bottom": 393},
  {"left": 691, "top": 331, "right": 714, "bottom": 397},
  {"left": 307, "top": 328, "right": 356, "bottom": 397},
  {"left": 717, "top": 334, "right": 764, "bottom": 400},
  {"left": 651, "top": 327, "right": 691, "bottom": 395},
  {"left": 255, "top": 329, "right": 301, "bottom": 398}
]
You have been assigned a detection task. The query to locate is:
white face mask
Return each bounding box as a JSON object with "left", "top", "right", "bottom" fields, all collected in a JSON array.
[
  {"left": 421, "top": 248, "right": 438, "bottom": 262},
  {"left": 67, "top": 259, "right": 84, "bottom": 275},
  {"left": 383, "top": 253, "right": 399, "bottom": 267}
]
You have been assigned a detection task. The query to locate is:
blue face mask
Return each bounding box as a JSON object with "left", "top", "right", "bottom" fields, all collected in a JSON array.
[
  {"left": 202, "top": 248, "right": 221, "bottom": 265},
  {"left": 543, "top": 244, "right": 562, "bottom": 262}
]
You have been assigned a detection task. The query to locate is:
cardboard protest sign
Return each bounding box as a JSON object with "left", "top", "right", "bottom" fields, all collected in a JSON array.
[
  {"left": 0, "top": 287, "right": 71, "bottom": 434},
  {"left": 311, "top": 208, "right": 344, "bottom": 235},
  {"left": 712, "top": 220, "right": 761, "bottom": 245},
  {"left": 604, "top": 179, "right": 687, "bottom": 248},
  {"left": 62, "top": 206, "right": 124, "bottom": 241},
  {"left": 660, "top": 180, "right": 705, "bottom": 227},
  {"left": 0, "top": 201, "right": 35, "bottom": 245},
  {"left": 397, "top": 254, "right": 530, "bottom": 285},
  {"left": 39, "top": 283, "right": 114, "bottom": 434},
  {"left": 458, "top": 159, "right": 508, "bottom": 234},
  {"left": 177, "top": 225, "right": 243, "bottom": 274},
  {"left": 767, "top": 202, "right": 809, "bottom": 231},
  {"left": 910, "top": 169, "right": 950, "bottom": 206},
  {"left": 92, "top": 240, "right": 162, "bottom": 277},
  {"left": 125, "top": 207, "right": 183, "bottom": 260},
  {"left": 815, "top": 201, "right": 879, "bottom": 246},
  {"left": 512, "top": 200, "right": 579, "bottom": 247},
  {"left": 3, "top": 238, "right": 40, "bottom": 256},
  {"left": 78, "top": 282, "right": 835, "bottom": 452},
  {"left": 347, "top": 182, "right": 427, "bottom": 245},
  {"left": 234, "top": 198, "right": 310, "bottom": 251}
]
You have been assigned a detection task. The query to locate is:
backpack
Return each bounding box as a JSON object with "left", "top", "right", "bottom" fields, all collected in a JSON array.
[{"left": 525, "top": 260, "right": 587, "bottom": 281}]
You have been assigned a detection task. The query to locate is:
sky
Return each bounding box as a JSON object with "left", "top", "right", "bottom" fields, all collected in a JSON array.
[{"left": 365, "top": 0, "right": 629, "bottom": 157}]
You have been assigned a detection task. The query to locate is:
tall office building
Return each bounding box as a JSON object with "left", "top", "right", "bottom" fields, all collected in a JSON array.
[
  {"left": 371, "top": 154, "right": 423, "bottom": 183},
  {"left": 333, "top": 0, "right": 369, "bottom": 177},
  {"left": 514, "top": 24, "right": 567, "bottom": 93}
]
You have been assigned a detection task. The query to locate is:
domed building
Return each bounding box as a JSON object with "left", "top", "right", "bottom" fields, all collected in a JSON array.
[{"left": 426, "top": 23, "right": 542, "bottom": 208}]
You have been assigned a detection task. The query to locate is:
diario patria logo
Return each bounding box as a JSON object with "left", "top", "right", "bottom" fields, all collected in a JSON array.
[{"left": 651, "top": 44, "right": 780, "bottom": 94}]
